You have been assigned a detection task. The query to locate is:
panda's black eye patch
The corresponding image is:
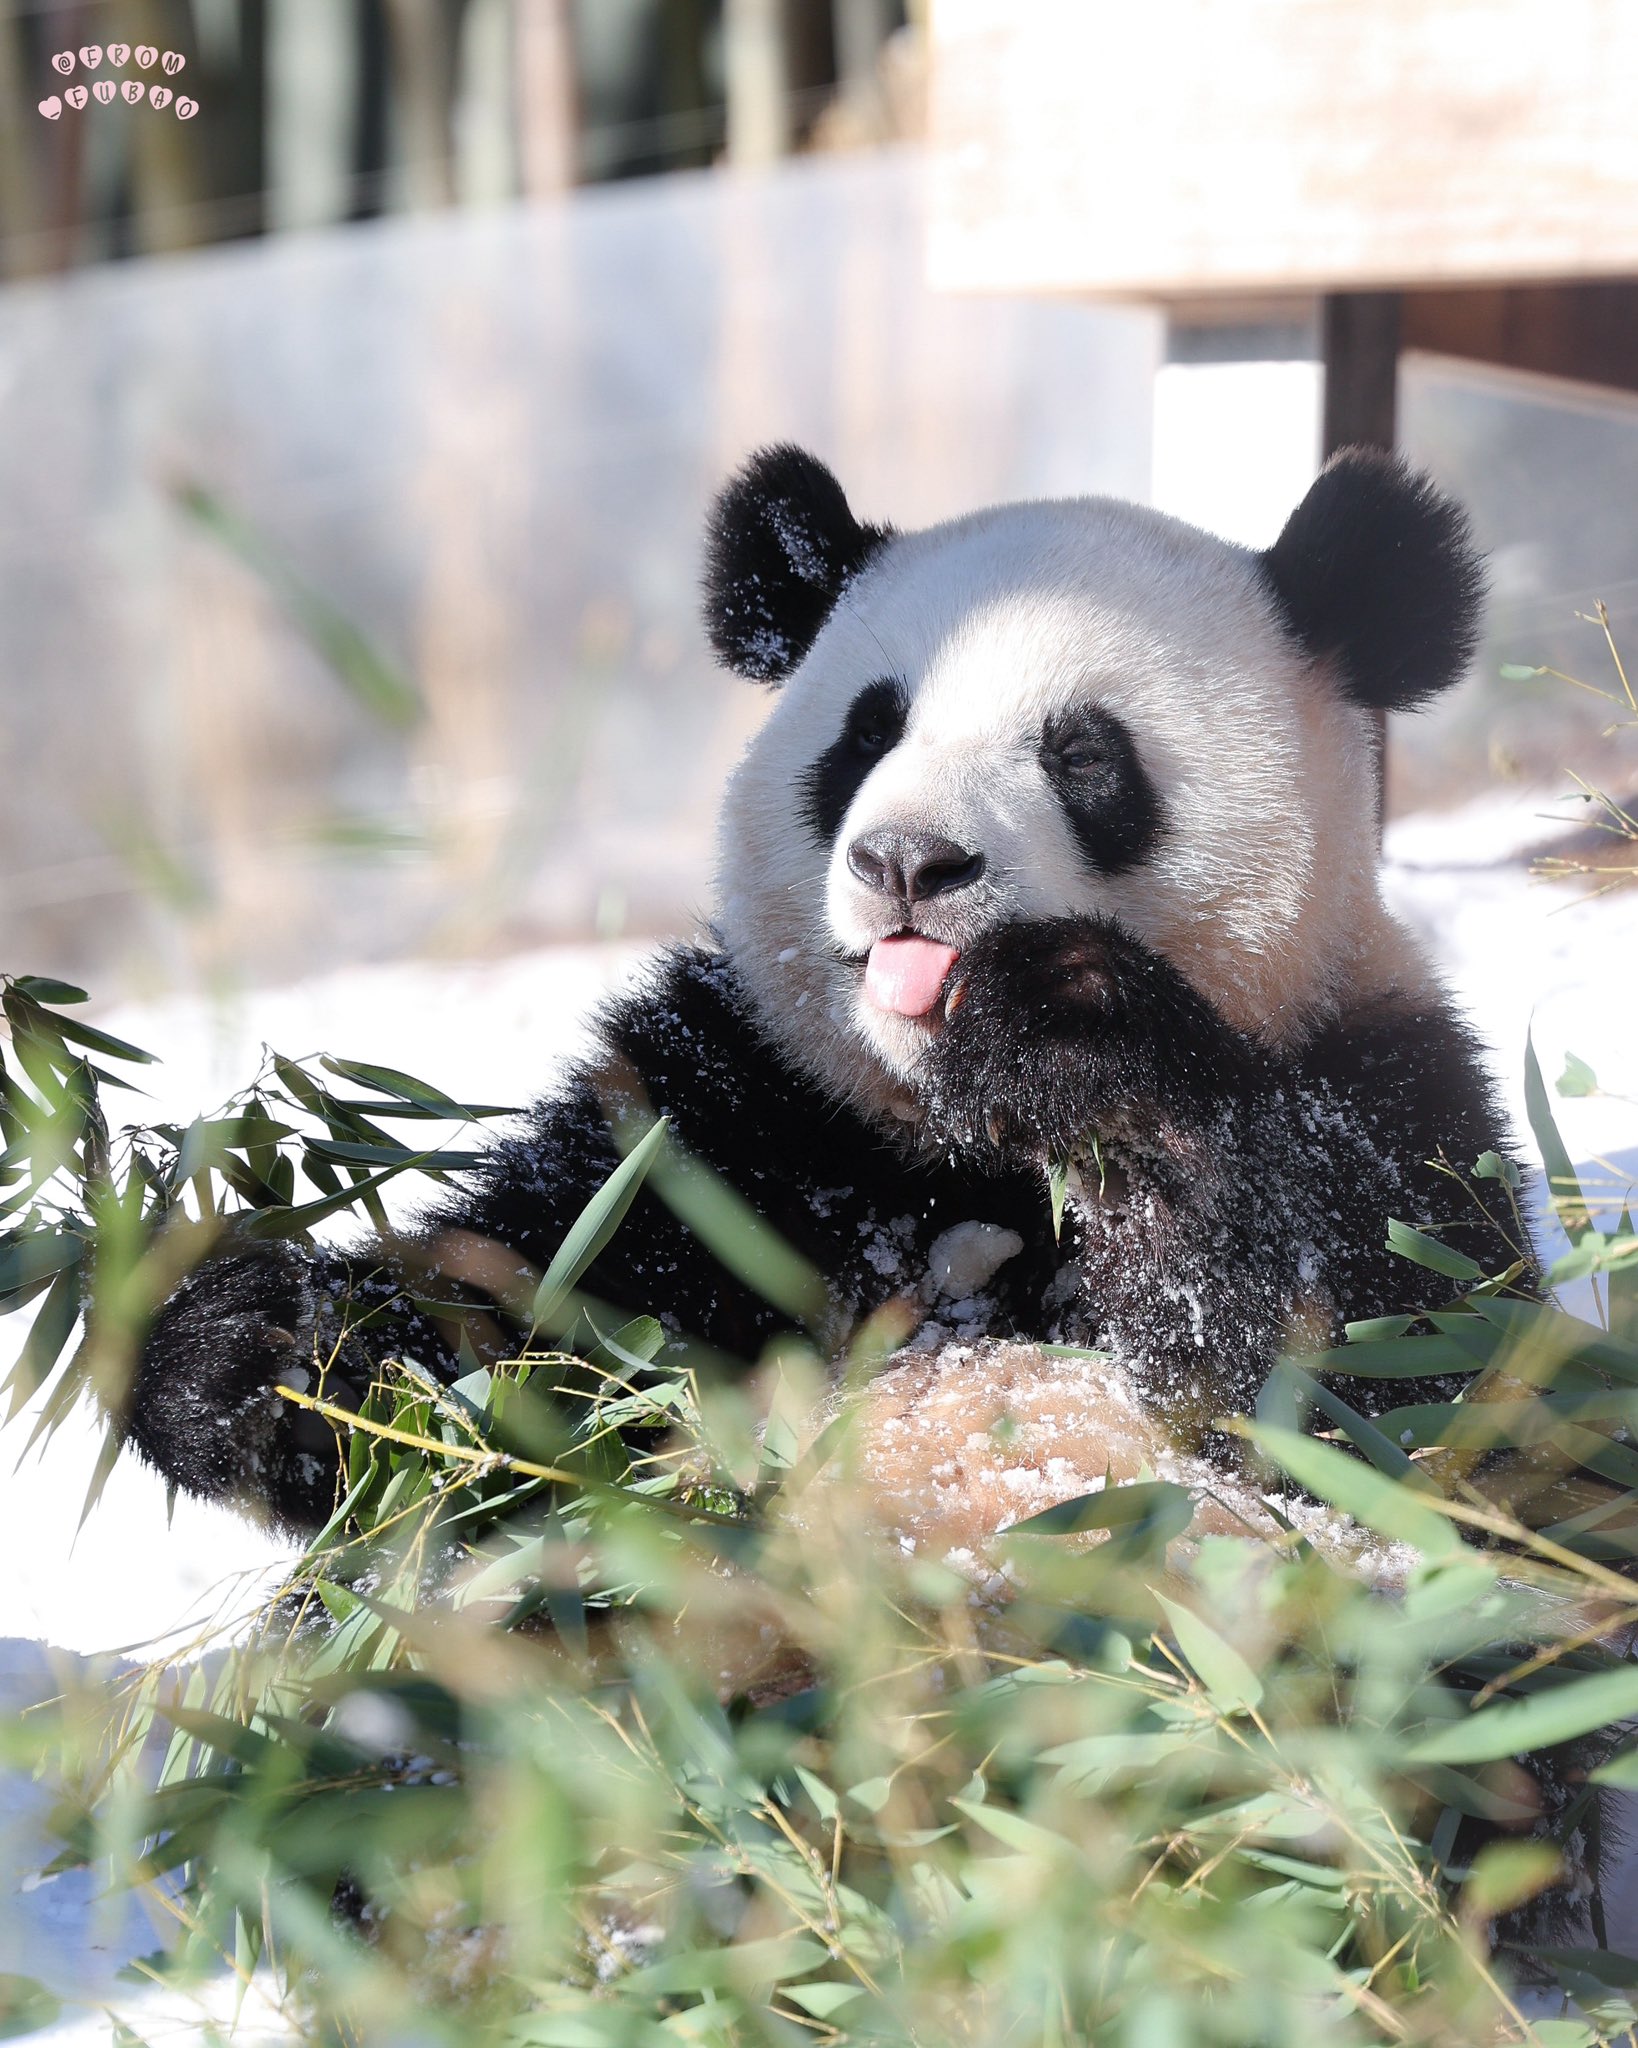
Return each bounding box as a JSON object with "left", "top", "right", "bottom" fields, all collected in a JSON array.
[
  {"left": 1040, "top": 705, "right": 1162, "bottom": 876},
  {"left": 800, "top": 677, "right": 909, "bottom": 843}
]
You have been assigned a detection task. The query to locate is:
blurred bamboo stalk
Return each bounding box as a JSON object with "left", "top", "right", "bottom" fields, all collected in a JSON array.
[
  {"left": 38, "top": 0, "right": 93, "bottom": 269},
  {"left": 267, "top": 0, "right": 357, "bottom": 229},
  {"left": 0, "top": 10, "right": 37, "bottom": 272},
  {"left": 724, "top": 0, "right": 792, "bottom": 166},
  {"left": 831, "top": 0, "right": 893, "bottom": 135},
  {"left": 514, "top": 0, "right": 576, "bottom": 197},
  {"left": 384, "top": 0, "right": 463, "bottom": 208},
  {"left": 0, "top": 0, "right": 914, "bottom": 271},
  {"left": 127, "top": 0, "right": 211, "bottom": 252},
  {"left": 454, "top": 0, "right": 520, "bottom": 201}
]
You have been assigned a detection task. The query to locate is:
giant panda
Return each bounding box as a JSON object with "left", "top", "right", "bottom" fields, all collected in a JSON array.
[{"left": 124, "top": 442, "right": 1516, "bottom": 1544}]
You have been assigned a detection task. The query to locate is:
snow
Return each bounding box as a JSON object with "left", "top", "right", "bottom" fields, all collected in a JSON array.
[
  {"left": 1382, "top": 793, "right": 1638, "bottom": 1267},
  {"left": 925, "top": 1221, "right": 1026, "bottom": 1302}
]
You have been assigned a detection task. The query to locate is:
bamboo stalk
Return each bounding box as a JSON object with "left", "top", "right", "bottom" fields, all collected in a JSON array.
[
  {"left": 383, "top": 0, "right": 459, "bottom": 208},
  {"left": 513, "top": 0, "right": 576, "bottom": 196},
  {"left": 724, "top": 0, "right": 791, "bottom": 166}
]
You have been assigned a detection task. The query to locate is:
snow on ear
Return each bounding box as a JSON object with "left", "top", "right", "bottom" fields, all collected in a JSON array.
[
  {"left": 1260, "top": 447, "right": 1486, "bottom": 713},
  {"left": 702, "top": 444, "right": 893, "bottom": 683}
]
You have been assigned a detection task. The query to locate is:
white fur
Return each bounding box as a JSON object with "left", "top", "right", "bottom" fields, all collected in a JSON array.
[{"left": 715, "top": 493, "right": 1433, "bottom": 1129}]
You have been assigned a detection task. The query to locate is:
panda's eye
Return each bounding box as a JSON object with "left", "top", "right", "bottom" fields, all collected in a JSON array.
[
  {"left": 798, "top": 677, "right": 911, "bottom": 843},
  {"left": 1038, "top": 704, "right": 1163, "bottom": 877},
  {"left": 842, "top": 678, "right": 908, "bottom": 758},
  {"left": 1043, "top": 709, "right": 1122, "bottom": 780}
]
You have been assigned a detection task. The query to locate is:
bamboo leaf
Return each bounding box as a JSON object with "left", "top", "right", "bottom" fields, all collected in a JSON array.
[
  {"left": 176, "top": 481, "right": 423, "bottom": 732},
  {"left": 47, "top": 1016, "right": 158, "bottom": 1066},
  {"left": 320, "top": 1058, "right": 488, "bottom": 1122},
  {"left": 8, "top": 977, "right": 88, "bottom": 1005},
  {"left": 1385, "top": 1219, "right": 1486, "bottom": 1283},
  {"left": 1250, "top": 1423, "right": 1460, "bottom": 1560},
  {"left": 1, "top": 1263, "right": 82, "bottom": 1419},
  {"left": 1556, "top": 1053, "right": 1599, "bottom": 1099},
  {"left": 1525, "top": 1027, "right": 1590, "bottom": 1241},
  {"left": 0, "top": 1232, "right": 82, "bottom": 1301},
  {"left": 1009, "top": 1479, "right": 1193, "bottom": 1543},
  {"left": 1408, "top": 1665, "right": 1638, "bottom": 1765},
  {"left": 304, "top": 1138, "right": 484, "bottom": 1172},
  {"left": 242, "top": 1167, "right": 406, "bottom": 1237},
  {"left": 1304, "top": 1333, "right": 1490, "bottom": 1379},
  {"left": 950, "top": 1797, "right": 1072, "bottom": 1858},
  {"left": 530, "top": 1119, "right": 671, "bottom": 1338},
  {"left": 618, "top": 1935, "right": 831, "bottom": 1995},
  {"left": 1156, "top": 1594, "right": 1263, "bottom": 1713},
  {"left": 76, "top": 1419, "right": 124, "bottom": 1531},
  {"left": 1279, "top": 1363, "right": 1431, "bottom": 1488},
  {"left": 648, "top": 1143, "right": 829, "bottom": 1327},
  {"left": 0, "top": 1974, "right": 62, "bottom": 2038},
  {"left": 1611, "top": 1207, "right": 1638, "bottom": 1346}
]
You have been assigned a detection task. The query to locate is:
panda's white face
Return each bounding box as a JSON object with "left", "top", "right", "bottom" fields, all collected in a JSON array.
[{"left": 715, "top": 493, "right": 1428, "bottom": 1130}]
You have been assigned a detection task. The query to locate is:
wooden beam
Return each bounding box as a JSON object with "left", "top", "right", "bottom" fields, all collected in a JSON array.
[
  {"left": 1400, "top": 280, "right": 1638, "bottom": 399},
  {"left": 929, "top": 0, "right": 1638, "bottom": 300}
]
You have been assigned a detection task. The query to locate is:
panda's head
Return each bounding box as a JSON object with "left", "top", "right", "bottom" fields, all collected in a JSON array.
[{"left": 705, "top": 445, "right": 1483, "bottom": 1129}]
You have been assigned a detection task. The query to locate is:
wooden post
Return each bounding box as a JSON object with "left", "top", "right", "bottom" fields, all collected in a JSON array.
[
  {"left": 1321, "top": 291, "right": 1402, "bottom": 824},
  {"left": 1320, "top": 292, "right": 1400, "bottom": 455}
]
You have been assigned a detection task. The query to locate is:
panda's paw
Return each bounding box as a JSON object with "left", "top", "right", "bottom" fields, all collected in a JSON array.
[
  {"left": 921, "top": 918, "right": 1134, "bottom": 1155},
  {"left": 122, "top": 1236, "right": 349, "bottom": 1528},
  {"left": 921, "top": 916, "right": 1244, "bottom": 1159},
  {"left": 948, "top": 917, "right": 1125, "bottom": 1028}
]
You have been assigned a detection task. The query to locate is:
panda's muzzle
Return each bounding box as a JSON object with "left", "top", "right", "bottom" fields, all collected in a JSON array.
[{"left": 846, "top": 830, "right": 986, "bottom": 906}]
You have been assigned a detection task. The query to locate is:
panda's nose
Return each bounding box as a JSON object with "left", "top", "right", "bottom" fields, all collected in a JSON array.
[{"left": 847, "top": 830, "right": 986, "bottom": 904}]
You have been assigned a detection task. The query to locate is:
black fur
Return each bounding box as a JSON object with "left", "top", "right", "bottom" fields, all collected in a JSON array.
[
  {"left": 124, "top": 927, "right": 1517, "bottom": 1531},
  {"left": 922, "top": 916, "right": 1519, "bottom": 1453},
  {"left": 1038, "top": 706, "right": 1164, "bottom": 877},
  {"left": 121, "top": 949, "right": 1052, "bottom": 1531},
  {"left": 702, "top": 445, "right": 893, "bottom": 683},
  {"left": 1260, "top": 447, "right": 1486, "bottom": 713},
  {"left": 800, "top": 676, "right": 910, "bottom": 842}
]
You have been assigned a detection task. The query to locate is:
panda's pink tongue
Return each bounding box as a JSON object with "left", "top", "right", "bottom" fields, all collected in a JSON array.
[{"left": 864, "top": 936, "right": 962, "bottom": 1018}]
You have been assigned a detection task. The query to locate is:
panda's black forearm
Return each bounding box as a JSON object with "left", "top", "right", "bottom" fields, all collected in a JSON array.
[
  {"left": 918, "top": 920, "right": 1520, "bottom": 1429},
  {"left": 1051, "top": 996, "right": 1522, "bottom": 1426},
  {"left": 120, "top": 945, "right": 1033, "bottom": 1529}
]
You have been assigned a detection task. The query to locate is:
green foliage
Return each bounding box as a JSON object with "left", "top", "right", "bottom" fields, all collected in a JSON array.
[
  {"left": 0, "top": 973, "right": 517, "bottom": 1504},
  {"left": 6, "top": 982, "right": 1638, "bottom": 2045}
]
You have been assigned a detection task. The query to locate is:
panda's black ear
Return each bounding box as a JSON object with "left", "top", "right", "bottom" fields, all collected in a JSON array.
[
  {"left": 702, "top": 445, "right": 893, "bottom": 683},
  {"left": 1259, "top": 448, "right": 1486, "bottom": 713}
]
